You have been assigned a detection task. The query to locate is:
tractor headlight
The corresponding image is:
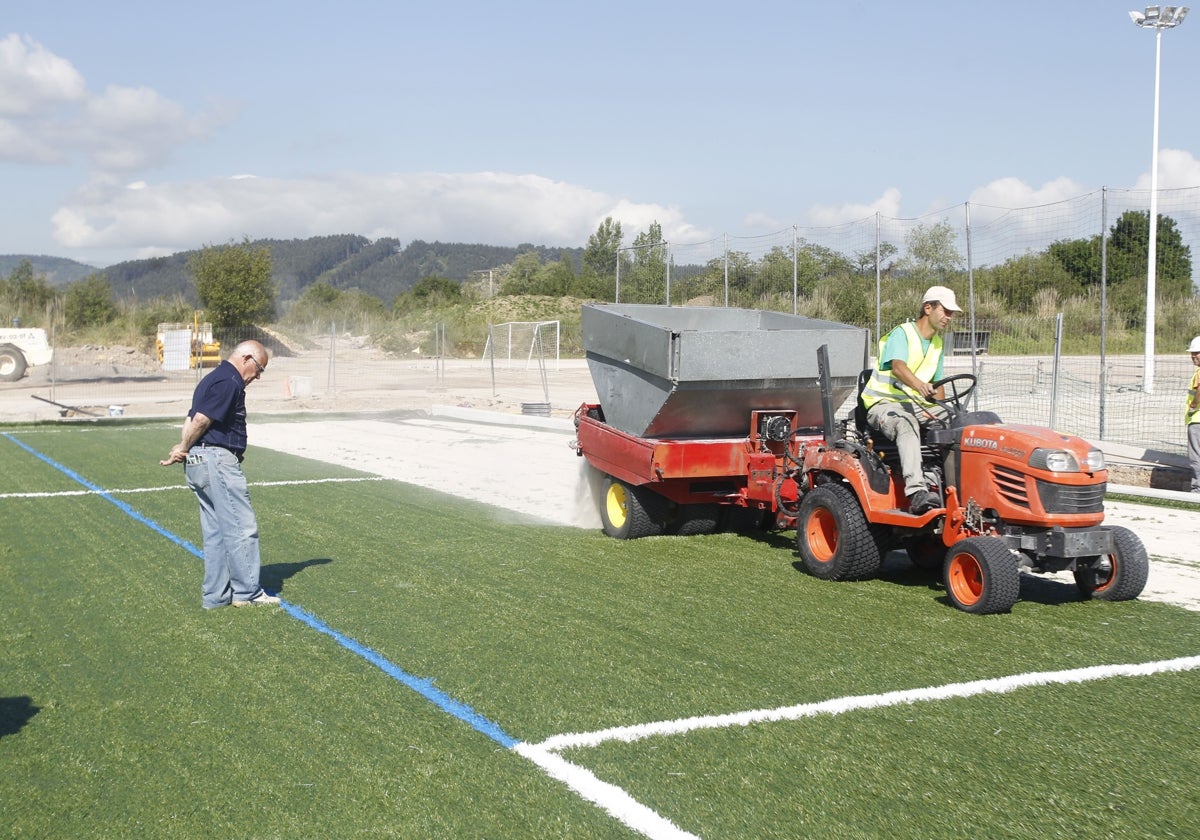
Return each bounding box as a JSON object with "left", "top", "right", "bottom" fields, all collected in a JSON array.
[
  {"left": 1084, "top": 449, "right": 1105, "bottom": 471},
  {"left": 1029, "top": 448, "right": 1079, "bottom": 472}
]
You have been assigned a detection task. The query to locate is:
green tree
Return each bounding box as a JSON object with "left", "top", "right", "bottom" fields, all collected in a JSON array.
[
  {"left": 394, "top": 276, "right": 462, "bottom": 313},
  {"left": 65, "top": 274, "right": 118, "bottom": 329},
  {"left": 626, "top": 222, "right": 666, "bottom": 303},
  {"left": 189, "top": 238, "right": 276, "bottom": 328},
  {"left": 901, "top": 220, "right": 964, "bottom": 282},
  {"left": 530, "top": 258, "right": 575, "bottom": 296},
  {"left": 1106, "top": 210, "right": 1193, "bottom": 319},
  {"left": 853, "top": 242, "right": 899, "bottom": 275},
  {"left": 583, "top": 217, "right": 623, "bottom": 278},
  {"left": 499, "top": 251, "right": 543, "bottom": 295},
  {"left": 3, "top": 259, "right": 55, "bottom": 322},
  {"left": 1047, "top": 236, "right": 1103, "bottom": 290},
  {"left": 981, "top": 250, "right": 1082, "bottom": 313}
]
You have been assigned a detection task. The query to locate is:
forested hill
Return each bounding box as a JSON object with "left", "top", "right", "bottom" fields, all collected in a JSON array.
[{"left": 3, "top": 236, "right": 584, "bottom": 305}]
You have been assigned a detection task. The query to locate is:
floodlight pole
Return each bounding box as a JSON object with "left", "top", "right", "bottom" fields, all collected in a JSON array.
[{"left": 1129, "top": 4, "right": 1189, "bottom": 393}]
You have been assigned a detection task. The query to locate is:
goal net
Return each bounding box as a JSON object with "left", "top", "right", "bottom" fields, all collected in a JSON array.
[{"left": 481, "top": 321, "right": 560, "bottom": 369}]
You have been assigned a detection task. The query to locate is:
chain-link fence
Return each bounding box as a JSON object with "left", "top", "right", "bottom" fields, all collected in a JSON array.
[{"left": 3, "top": 187, "right": 1199, "bottom": 458}]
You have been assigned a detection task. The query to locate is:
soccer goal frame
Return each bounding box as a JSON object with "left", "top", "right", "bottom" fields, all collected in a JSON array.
[{"left": 482, "top": 321, "right": 560, "bottom": 369}]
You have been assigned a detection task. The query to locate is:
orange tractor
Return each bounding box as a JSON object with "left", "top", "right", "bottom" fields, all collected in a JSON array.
[{"left": 573, "top": 303, "right": 1148, "bottom": 615}]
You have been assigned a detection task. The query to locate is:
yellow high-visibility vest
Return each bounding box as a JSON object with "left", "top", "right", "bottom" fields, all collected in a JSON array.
[
  {"left": 1186, "top": 369, "right": 1200, "bottom": 425},
  {"left": 862, "top": 321, "right": 942, "bottom": 409}
]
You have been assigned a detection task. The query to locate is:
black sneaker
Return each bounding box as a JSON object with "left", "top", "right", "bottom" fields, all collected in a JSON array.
[{"left": 908, "top": 490, "right": 941, "bottom": 515}]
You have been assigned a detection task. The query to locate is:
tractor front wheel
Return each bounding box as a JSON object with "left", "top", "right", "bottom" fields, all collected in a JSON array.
[
  {"left": 1074, "top": 525, "right": 1149, "bottom": 602},
  {"left": 796, "top": 483, "right": 883, "bottom": 581},
  {"left": 944, "top": 537, "right": 1021, "bottom": 614}
]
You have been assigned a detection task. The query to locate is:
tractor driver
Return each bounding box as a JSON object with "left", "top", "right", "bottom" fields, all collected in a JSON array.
[{"left": 861, "top": 285, "right": 962, "bottom": 515}]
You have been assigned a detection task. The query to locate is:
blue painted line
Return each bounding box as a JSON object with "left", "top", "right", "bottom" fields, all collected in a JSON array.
[
  {"left": 2, "top": 432, "right": 520, "bottom": 749},
  {"left": 2, "top": 432, "right": 203, "bottom": 556},
  {"left": 281, "top": 600, "right": 518, "bottom": 747}
]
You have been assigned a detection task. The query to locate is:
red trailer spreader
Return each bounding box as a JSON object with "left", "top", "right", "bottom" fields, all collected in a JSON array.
[{"left": 571, "top": 303, "right": 867, "bottom": 539}]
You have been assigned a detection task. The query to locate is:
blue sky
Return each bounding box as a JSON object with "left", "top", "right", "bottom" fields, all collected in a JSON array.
[{"left": 3, "top": 0, "right": 1199, "bottom": 267}]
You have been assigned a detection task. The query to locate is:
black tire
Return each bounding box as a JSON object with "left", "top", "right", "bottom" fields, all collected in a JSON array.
[
  {"left": 943, "top": 537, "right": 1021, "bottom": 614},
  {"left": 1074, "top": 525, "right": 1149, "bottom": 602},
  {"left": 673, "top": 503, "right": 721, "bottom": 536},
  {"left": 796, "top": 483, "right": 884, "bottom": 581},
  {"left": 0, "top": 344, "right": 27, "bottom": 381},
  {"left": 905, "top": 534, "right": 946, "bottom": 571},
  {"left": 599, "top": 475, "right": 666, "bottom": 540}
]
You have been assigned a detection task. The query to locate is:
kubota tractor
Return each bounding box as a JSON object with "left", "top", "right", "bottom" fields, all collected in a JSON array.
[{"left": 795, "top": 371, "right": 1149, "bottom": 614}]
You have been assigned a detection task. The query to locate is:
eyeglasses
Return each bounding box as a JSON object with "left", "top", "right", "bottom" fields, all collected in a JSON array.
[{"left": 246, "top": 355, "right": 266, "bottom": 376}]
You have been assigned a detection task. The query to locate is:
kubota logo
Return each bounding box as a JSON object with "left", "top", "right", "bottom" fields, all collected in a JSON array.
[{"left": 963, "top": 437, "right": 998, "bottom": 450}]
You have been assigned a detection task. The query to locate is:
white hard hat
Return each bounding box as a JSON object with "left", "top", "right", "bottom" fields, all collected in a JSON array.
[
  {"left": 922, "top": 285, "right": 962, "bottom": 313},
  {"left": 1188, "top": 336, "right": 1200, "bottom": 353}
]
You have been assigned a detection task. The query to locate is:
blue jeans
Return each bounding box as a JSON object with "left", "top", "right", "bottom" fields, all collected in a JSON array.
[{"left": 184, "top": 447, "right": 263, "bottom": 608}]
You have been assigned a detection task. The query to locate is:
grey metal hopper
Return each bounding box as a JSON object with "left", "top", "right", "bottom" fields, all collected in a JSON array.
[{"left": 583, "top": 303, "right": 868, "bottom": 438}]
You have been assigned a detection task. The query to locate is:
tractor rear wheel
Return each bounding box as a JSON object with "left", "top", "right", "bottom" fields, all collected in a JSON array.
[
  {"left": 0, "top": 344, "right": 27, "bottom": 382},
  {"left": 796, "top": 483, "right": 883, "bottom": 581},
  {"left": 1074, "top": 525, "right": 1149, "bottom": 602},
  {"left": 944, "top": 537, "right": 1020, "bottom": 614},
  {"left": 599, "top": 476, "right": 665, "bottom": 540}
]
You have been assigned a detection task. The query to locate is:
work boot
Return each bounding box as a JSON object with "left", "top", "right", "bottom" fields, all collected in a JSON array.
[{"left": 908, "top": 490, "right": 941, "bottom": 515}]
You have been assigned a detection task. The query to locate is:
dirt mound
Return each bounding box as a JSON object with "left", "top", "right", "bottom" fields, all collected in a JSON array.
[{"left": 53, "top": 345, "right": 162, "bottom": 375}]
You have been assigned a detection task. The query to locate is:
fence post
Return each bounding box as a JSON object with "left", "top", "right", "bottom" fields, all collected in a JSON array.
[
  {"left": 328, "top": 321, "right": 337, "bottom": 395},
  {"left": 1049, "top": 313, "right": 1063, "bottom": 429},
  {"left": 723, "top": 233, "right": 729, "bottom": 308},
  {"left": 1099, "top": 187, "right": 1109, "bottom": 441}
]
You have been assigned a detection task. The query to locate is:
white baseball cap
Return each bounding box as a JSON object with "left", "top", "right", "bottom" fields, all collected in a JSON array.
[
  {"left": 922, "top": 285, "right": 962, "bottom": 313},
  {"left": 1188, "top": 336, "right": 1200, "bottom": 353}
]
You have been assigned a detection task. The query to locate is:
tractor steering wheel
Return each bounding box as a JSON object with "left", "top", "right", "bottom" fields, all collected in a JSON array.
[{"left": 928, "top": 373, "right": 977, "bottom": 421}]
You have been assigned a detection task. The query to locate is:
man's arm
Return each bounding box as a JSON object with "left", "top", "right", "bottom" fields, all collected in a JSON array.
[
  {"left": 159, "top": 412, "right": 213, "bottom": 466},
  {"left": 890, "top": 360, "right": 938, "bottom": 400}
]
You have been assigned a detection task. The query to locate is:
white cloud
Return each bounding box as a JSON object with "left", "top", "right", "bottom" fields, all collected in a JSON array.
[
  {"left": 805, "top": 187, "right": 904, "bottom": 226},
  {"left": 51, "top": 171, "right": 707, "bottom": 255},
  {"left": 967, "top": 175, "right": 1087, "bottom": 210},
  {"left": 0, "top": 33, "right": 228, "bottom": 172},
  {"left": 1133, "top": 148, "right": 1200, "bottom": 191},
  {"left": 0, "top": 33, "right": 86, "bottom": 115}
]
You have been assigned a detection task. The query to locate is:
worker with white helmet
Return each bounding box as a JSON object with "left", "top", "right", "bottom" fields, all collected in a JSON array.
[
  {"left": 861, "top": 285, "right": 962, "bottom": 514},
  {"left": 1186, "top": 336, "right": 1200, "bottom": 492}
]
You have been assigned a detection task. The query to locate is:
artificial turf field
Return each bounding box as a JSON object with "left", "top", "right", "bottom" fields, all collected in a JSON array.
[{"left": 2, "top": 419, "right": 1199, "bottom": 839}]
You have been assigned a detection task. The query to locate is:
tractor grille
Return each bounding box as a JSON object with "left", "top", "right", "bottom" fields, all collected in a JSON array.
[
  {"left": 991, "top": 465, "right": 1030, "bottom": 509},
  {"left": 1035, "top": 479, "right": 1106, "bottom": 514},
  {"left": 991, "top": 466, "right": 1107, "bottom": 514}
]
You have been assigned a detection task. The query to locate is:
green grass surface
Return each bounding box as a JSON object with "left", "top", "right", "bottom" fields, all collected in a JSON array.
[{"left": 2, "top": 421, "right": 1199, "bottom": 838}]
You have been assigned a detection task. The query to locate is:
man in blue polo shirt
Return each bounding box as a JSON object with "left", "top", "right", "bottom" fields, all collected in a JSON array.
[{"left": 160, "top": 339, "right": 279, "bottom": 609}]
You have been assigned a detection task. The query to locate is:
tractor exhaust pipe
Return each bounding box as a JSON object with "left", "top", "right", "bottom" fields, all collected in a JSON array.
[{"left": 817, "top": 343, "right": 840, "bottom": 443}]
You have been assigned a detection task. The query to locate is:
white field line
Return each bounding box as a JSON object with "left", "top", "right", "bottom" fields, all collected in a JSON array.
[
  {"left": 0, "top": 475, "right": 386, "bottom": 499},
  {"left": 534, "top": 654, "right": 1200, "bottom": 752},
  {"left": 512, "top": 743, "right": 700, "bottom": 840},
  {"left": 518, "top": 654, "right": 1200, "bottom": 840}
]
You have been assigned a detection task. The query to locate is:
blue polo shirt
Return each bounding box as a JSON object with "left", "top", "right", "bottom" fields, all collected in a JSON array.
[{"left": 188, "top": 360, "right": 248, "bottom": 455}]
